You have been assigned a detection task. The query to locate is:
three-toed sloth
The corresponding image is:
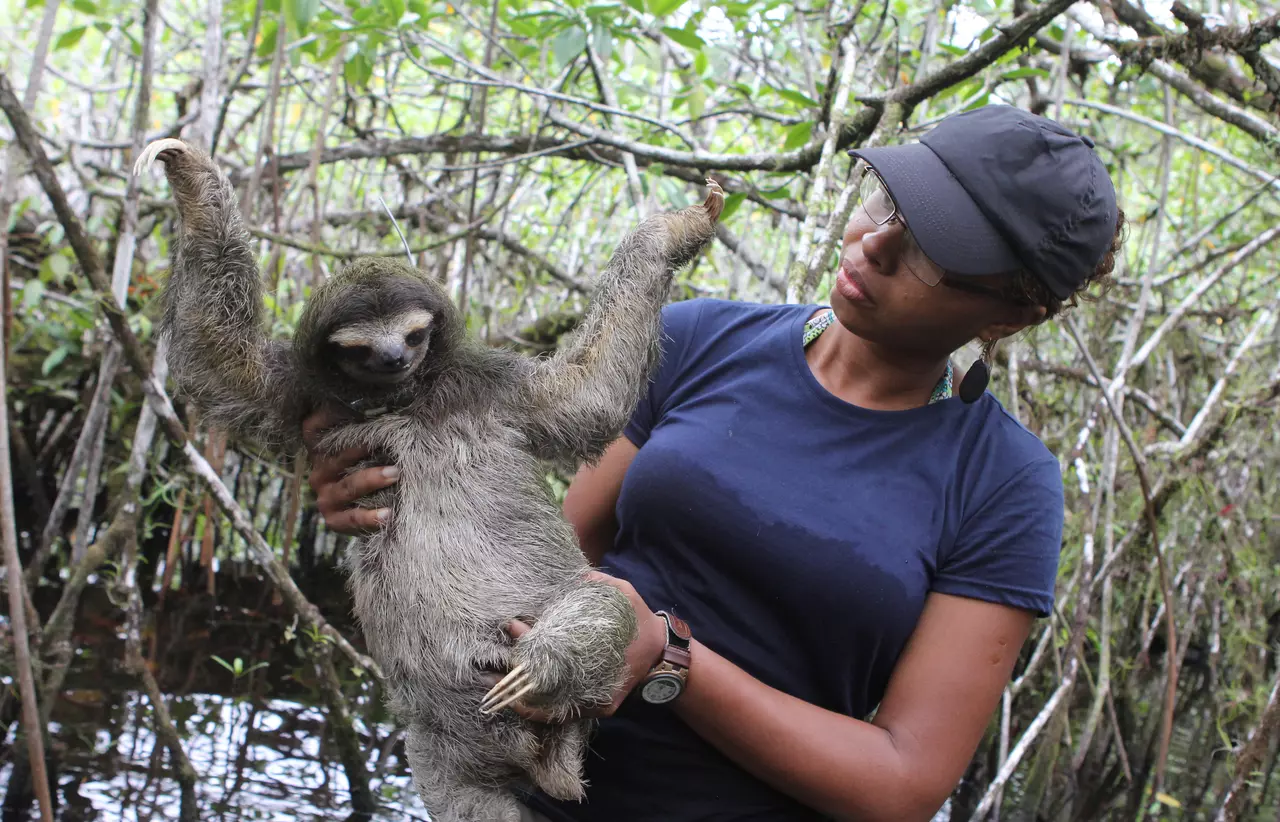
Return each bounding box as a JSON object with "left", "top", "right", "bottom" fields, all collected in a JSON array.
[{"left": 135, "top": 138, "right": 723, "bottom": 821}]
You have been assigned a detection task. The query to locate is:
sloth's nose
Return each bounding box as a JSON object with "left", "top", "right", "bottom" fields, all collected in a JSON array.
[{"left": 370, "top": 343, "right": 408, "bottom": 371}]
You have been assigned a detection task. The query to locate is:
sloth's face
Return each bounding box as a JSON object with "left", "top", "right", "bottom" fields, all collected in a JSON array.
[{"left": 327, "top": 309, "right": 434, "bottom": 386}]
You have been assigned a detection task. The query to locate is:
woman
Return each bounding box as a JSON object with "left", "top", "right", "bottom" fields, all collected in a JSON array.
[{"left": 303, "top": 105, "right": 1125, "bottom": 821}]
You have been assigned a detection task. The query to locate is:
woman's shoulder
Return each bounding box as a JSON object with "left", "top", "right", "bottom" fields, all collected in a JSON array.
[
  {"left": 956, "top": 394, "right": 1066, "bottom": 515},
  {"left": 660, "top": 297, "right": 816, "bottom": 343}
]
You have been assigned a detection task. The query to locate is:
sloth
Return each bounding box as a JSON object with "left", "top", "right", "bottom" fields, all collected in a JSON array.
[{"left": 134, "top": 138, "right": 723, "bottom": 822}]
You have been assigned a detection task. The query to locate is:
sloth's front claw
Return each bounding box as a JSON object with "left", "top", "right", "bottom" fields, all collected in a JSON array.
[
  {"left": 479, "top": 662, "right": 535, "bottom": 715},
  {"left": 133, "top": 138, "right": 189, "bottom": 176}
]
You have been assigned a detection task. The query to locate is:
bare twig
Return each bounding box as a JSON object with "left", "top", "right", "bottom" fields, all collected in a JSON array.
[
  {"left": 1, "top": 274, "right": 53, "bottom": 822},
  {"left": 1215, "top": 671, "right": 1280, "bottom": 821},
  {"left": 1148, "top": 305, "right": 1276, "bottom": 458},
  {"left": 1064, "top": 314, "right": 1179, "bottom": 796},
  {"left": 1064, "top": 98, "right": 1280, "bottom": 196}
]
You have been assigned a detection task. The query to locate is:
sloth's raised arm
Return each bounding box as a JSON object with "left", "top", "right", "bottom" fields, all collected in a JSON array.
[
  {"left": 512, "top": 184, "right": 723, "bottom": 467},
  {"left": 137, "top": 140, "right": 300, "bottom": 451}
]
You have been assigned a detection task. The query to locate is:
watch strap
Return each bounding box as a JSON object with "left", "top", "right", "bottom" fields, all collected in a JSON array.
[{"left": 654, "top": 610, "right": 692, "bottom": 669}]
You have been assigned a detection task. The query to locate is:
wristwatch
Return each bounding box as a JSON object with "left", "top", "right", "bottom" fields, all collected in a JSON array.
[{"left": 639, "top": 610, "right": 692, "bottom": 705}]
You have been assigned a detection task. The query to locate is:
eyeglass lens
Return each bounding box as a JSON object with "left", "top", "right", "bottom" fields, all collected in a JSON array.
[{"left": 857, "top": 169, "right": 945, "bottom": 288}]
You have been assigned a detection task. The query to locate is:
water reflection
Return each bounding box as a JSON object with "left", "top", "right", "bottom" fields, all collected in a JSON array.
[{"left": 3, "top": 690, "right": 430, "bottom": 821}]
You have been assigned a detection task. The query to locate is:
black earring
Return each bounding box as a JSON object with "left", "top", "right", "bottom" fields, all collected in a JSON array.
[{"left": 959, "top": 340, "right": 995, "bottom": 404}]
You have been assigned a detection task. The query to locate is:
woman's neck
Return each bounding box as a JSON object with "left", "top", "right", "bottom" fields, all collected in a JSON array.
[{"left": 805, "top": 318, "right": 950, "bottom": 411}]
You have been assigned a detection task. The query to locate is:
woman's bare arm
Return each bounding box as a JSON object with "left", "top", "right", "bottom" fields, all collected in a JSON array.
[
  {"left": 561, "top": 437, "right": 638, "bottom": 566},
  {"left": 668, "top": 593, "right": 1031, "bottom": 821}
]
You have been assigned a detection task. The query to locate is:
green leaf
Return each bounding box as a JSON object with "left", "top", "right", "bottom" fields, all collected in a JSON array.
[
  {"left": 47, "top": 253, "right": 71, "bottom": 282},
  {"left": 964, "top": 92, "right": 990, "bottom": 110},
  {"left": 687, "top": 84, "right": 705, "bottom": 119},
  {"left": 55, "top": 26, "right": 88, "bottom": 50},
  {"left": 622, "top": 0, "right": 645, "bottom": 10},
  {"left": 718, "top": 192, "right": 747, "bottom": 222},
  {"left": 694, "top": 49, "right": 708, "bottom": 75},
  {"left": 758, "top": 185, "right": 790, "bottom": 200},
  {"left": 72, "top": 0, "right": 98, "bottom": 13},
  {"left": 381, "top": 0, "right": 405, "bottom": 23},
  {"left": 21, "top": 279, "right": 44, "bottom": 310},
  {"left": 508, "top": 15, "right": 541, "bottom": 36},
  {"left": 648, "top": 0, "right": 688, "bottom": 15},
  {"left": 256, "top": 19, "right": 278, "bottom": 57},
  {"left": 286, "top": 0, "right": 319, "bottom": 32},
  {"left": 661, "top": 25, "right": 704, "bottom": 49},
  {"left": 591, "top": 24, "right": 612, "bottom": 60},
  {"left": 783, "top": 121, "right": 812, "bottom": 150},
  {"left": 774, "top": 87, "right": 819, "bottom": 108},
  {"left": 42, "top": 346, "right": 71, "bottom": 376},
  {"left": 1000, "top": 67, "right": 1049, "bottom": 80},
  {"left": 317, "top": 32, "right": 344, "bottom": 61},
  {"left": 551, "top": 25, "right": 587, "bottom": 64},
  {"left": 344, "top": 52, "right": 372, "bottom": 87}
]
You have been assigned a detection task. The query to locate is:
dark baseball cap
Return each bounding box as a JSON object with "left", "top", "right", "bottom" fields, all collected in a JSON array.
[{"left": 847, "top": 105, "right": 1118, "bottom": 300}]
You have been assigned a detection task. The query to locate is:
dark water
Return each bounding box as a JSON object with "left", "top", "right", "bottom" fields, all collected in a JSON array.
[
  {"left": 3, "top": 572, "right": 433, "bottom": 822},
  {"left": 2, "top": 687, "right": 431, "bottom": 821}
]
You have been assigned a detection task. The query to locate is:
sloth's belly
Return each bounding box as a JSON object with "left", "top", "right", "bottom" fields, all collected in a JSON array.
[{"left": 352, "top": 416, "right": 588, "bottom": 618}]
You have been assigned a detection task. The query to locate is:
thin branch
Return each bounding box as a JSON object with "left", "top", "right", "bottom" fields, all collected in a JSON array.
[
  {"left": 1127, "top": 224, "right": 1280, "bottom": 375},
  {"left": 1011, "top": 357, "right": 1186, "bottom": 436},
  {"left": 788, "top": 33, "right": 859, "bottom": 301},
  {"left": 1063, "top": 314, "right": 1179, "bottom": 796},
  {"left": 1215, "top": 671, "right": 1280, "bottom": 821},
  {"left": 1, "top": 247, "right": 53, "bottom": 822},
  {"left": 1063, "top": 98, "right": 1280, "bottom": 196},
  {"left": 1148, "top": 305, "right": 1276, "bottom": 458},
  {"left": 972, "top": 659, "right": 1079, "bottom": 819}
]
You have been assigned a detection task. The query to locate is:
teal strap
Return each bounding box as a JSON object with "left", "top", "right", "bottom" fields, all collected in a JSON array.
[{"left": 803, "top": 309, "right": 952, "bottom": 404}]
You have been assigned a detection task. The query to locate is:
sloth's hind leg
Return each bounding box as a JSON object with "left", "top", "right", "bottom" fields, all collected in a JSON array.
[
  {"left": 481, "top": 580, "right": 637, "bottom": 718},
  {"left": 524, "top": 722, "right": 589, "bottom": 803},
  {"left": 406, "top": 724, "right": 523, "bottom": 822}
]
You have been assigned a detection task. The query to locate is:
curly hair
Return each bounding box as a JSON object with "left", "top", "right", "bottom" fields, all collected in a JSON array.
[{"left": 1010, "top": 207, "right": 1128, "bottom": 321}]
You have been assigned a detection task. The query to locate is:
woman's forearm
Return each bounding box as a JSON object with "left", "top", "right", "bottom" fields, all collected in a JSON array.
[{"left": 669, "top": 639, "right": 942, "bottom": 822}]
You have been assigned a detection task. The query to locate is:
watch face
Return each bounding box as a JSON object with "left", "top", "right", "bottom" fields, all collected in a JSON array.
[{"left": 641, "top": 674, "right": 683, "bottom": 704}]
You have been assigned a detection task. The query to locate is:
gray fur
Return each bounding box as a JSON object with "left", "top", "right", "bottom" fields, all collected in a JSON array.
[{"left": 139, "top": 138, "right": 724, "bottom": 822}]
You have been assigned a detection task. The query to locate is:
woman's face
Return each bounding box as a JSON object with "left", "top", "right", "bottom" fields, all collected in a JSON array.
[{"left": 829, "top": 174, "right": 1043, "bottom": 361}]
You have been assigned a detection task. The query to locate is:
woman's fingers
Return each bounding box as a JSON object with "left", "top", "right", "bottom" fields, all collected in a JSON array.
[
  {"left": 315, "top": 465, "right": 399, "bottom": 536},
  {"left": 317, "top": 504, "right": 391, "bottom": 536},
  {"left": 308, "top": 445, "right": 373, "bottom": 489}
]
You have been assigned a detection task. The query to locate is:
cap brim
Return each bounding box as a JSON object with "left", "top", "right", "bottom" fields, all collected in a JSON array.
[{"left": 847, "top": 143, "right": 1021, "bottom": 277}]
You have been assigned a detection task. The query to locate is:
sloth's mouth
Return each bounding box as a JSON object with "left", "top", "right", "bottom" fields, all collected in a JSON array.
[{"left": 342, "top": 361, "right": 419, "bottom": 386}]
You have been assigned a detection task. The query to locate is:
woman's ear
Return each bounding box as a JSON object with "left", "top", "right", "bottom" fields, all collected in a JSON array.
[{"left": 981, "top": 304, "right": 1047, "bottom": 343}]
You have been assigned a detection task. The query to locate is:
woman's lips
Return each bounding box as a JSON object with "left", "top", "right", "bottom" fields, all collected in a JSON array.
[{"left": 836, "top": 259, "right": 874, "bottom": 305}]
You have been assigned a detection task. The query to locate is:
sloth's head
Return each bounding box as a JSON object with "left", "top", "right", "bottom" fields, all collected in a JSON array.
[
  {"left": 297, "top": 258, "right": 460, "bottom": 392},
  {"left": 327, "top": 307, "right": 434, "bottom": 385}
]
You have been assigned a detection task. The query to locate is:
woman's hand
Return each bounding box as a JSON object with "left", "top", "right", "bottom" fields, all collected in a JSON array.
[
  {"left": 492, "top": 570, "right": 669, "bottom": 723},
  {"left": 301, "top": 405, "right": 400, "bottom": 536}
]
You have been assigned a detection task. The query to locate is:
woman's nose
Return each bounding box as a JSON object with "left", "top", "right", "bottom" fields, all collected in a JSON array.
[{"left": 859, "top": 222, "right": 902, "bottom": 274}]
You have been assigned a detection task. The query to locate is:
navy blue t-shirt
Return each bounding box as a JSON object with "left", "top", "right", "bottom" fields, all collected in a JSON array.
[{"left": 527, "top": 298, "right": 1064, "bottom": 821}]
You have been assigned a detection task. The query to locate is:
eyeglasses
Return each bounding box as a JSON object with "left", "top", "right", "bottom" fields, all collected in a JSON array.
[{"left": 856, "top": 166, "right": 1031, "bottom": 305}]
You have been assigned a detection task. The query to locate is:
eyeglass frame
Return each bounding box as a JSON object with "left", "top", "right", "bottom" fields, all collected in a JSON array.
[{"left": 854, "top": 164, "right": 1034, "bottom": 307}]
